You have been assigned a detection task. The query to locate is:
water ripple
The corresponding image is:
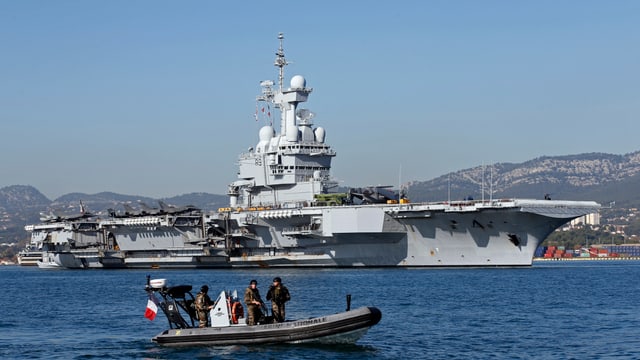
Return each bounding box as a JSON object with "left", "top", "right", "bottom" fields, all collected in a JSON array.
[{"left": 2, "top": 262, "right": 640, "bottom": 359}]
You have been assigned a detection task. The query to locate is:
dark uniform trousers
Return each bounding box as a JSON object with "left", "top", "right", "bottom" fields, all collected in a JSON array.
[
  {"left": 271, "top": 302, "right": 286, "bottom": 323},
  {"left": 197, "top": 310, "right": 208, "bottom": 327},
  {"left": 246, "top": 304, "right": 262, "bottom": 325}
]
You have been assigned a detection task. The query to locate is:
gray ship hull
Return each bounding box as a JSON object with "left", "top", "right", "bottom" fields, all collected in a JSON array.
[
  {"left": 23, "top": 199, "right": 599, "bottom": 268},
  {"left": 23, "top": 215, "right": 230, "bottom": 269},
  {"left": 221, "top": 199, "right": 599, "bottom": 267}
]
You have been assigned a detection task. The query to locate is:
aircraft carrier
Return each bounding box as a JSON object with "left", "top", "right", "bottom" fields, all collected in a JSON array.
[
  {"left": 21, "top": 33, "right": 600, "bottom": 268},
  {"left": 22, "top": 202, "right": 228, "bottom": 269}
]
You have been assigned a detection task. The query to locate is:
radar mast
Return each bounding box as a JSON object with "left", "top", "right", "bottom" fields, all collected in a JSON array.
[{"left": 274, "top": 32, "right": 288, "bottom": 91}]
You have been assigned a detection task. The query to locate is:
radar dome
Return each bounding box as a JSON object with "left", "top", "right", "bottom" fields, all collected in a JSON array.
[
  {"left": 259, "top": 126, "right": 275, "bottom": 142},
  {"left": 314, "top": 127, "right": 326, "bottom": 143},
  {"left": 290, "top": 75, "right": 306, "bottom": 89}
]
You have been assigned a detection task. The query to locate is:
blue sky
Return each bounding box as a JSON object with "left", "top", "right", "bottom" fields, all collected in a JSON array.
[{"left": 1, "top": 1, "right": 638, "bottom": 200}]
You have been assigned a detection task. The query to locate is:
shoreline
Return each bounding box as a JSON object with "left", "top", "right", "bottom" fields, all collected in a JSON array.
[{"left": 534, "top": 256, "right": 640, "bottom": 262}]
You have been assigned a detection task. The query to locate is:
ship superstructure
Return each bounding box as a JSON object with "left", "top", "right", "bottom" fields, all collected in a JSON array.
[{"left": 228, "top": 33, "right": 335, "bottom": 209}]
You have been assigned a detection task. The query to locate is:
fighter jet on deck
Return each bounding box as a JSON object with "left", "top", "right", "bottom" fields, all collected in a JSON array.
[
  {"left": 158, "top": 201, "right": 200, "bottom": 215},
  {"left": 348, "top": 186, "right": 399, "bottom": 204},
  {"left": 139, "top": 202, "right": 163, "bottom": 216},
  {"left": 40, "top": 201, "right": 94, "bottom": 222}
]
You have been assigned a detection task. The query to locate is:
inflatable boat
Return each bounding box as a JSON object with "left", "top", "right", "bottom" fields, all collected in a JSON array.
[{"left": 144, "top": 277, "right": 382, "bottom": 346}]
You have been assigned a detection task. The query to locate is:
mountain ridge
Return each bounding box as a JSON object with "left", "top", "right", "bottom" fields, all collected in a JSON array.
[{"left": 408, "top": 150, "right": 640, "bottom": 205}]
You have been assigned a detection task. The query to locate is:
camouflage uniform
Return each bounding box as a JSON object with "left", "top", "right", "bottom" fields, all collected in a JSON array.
[
  {"left": 244, "top": 280, "right": 263, "bottom": 325},
  {"left": 266, "top": 277, "right": 290, "bottom": 323},
  {"left": 195, "top": 286, "right": 212, "bottom": 328}
]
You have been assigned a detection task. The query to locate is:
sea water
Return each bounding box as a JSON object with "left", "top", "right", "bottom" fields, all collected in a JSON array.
[{"left": 1, "top": 261, "right": 639, "bottom": 359}]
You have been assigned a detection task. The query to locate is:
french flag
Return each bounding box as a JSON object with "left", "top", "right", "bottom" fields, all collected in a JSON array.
[{"left": 145, "top": 294, "right": 159, "bottom": 321}]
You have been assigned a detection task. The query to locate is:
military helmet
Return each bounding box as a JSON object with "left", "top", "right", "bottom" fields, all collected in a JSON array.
[
  {"left": 201, "top": 285, "right": 208, "bottom": 292},
  {"left": 273, "top": 277, "right": 281, "bottom": 283}
]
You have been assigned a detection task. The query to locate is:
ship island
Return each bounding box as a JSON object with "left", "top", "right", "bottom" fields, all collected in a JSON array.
[{"left": 19, "top": 33, "right": 600, "bottom": 269}]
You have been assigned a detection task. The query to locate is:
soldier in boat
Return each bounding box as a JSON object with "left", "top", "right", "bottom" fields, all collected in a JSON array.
[
  {"left": 244, "top": 279, "right": 265, "bottom": 325},
  {"left": 266, "top": 277, "right": 290, "bottom": 322},
  {"left": 195, "top": 285, "right": 213, "bottom": 327}
]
